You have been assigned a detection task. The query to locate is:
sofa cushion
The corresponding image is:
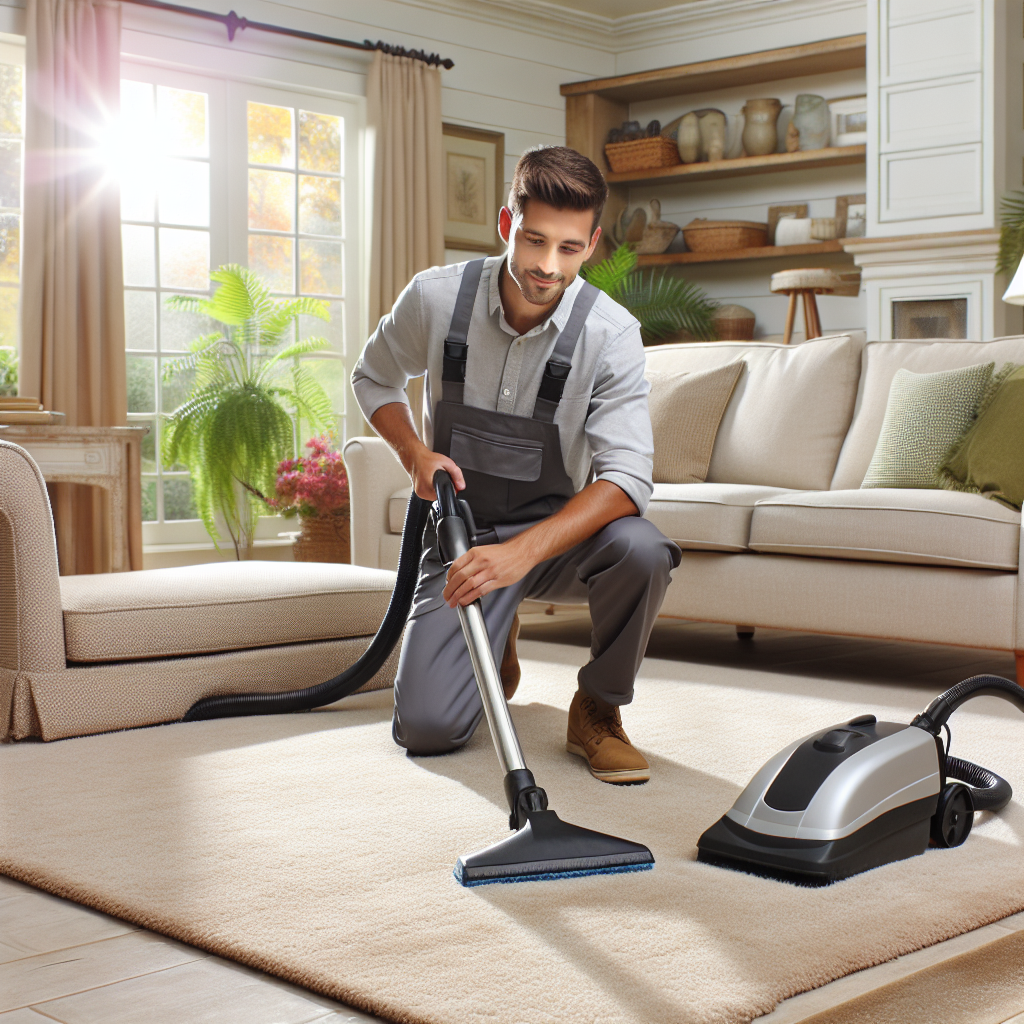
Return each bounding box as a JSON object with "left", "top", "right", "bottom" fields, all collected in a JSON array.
[
  {"left": 644, "top": 334, "right": 862, "bottom": 490},
  {"left": 831, "top": 337, "right": 1024, "bottom": 490},
  {"left": 59, "top": 561, "right": 397, "bottom": 663},
  {"left": 749, "top": 488, "right": 1021, "bottom": 570},
  {"left": 645, "top": 483, "right": 798, "bottom": 552},
  {"left": 388, "top": 487, "right": 412, "bottom": 533},
  {"left": 646, "top": 361, "right": 743, "bottom": 484}
]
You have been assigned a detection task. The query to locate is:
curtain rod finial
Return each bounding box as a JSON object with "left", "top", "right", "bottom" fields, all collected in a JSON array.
[{"left": 225, "top": 10, "right": 248, "bottom": 41}]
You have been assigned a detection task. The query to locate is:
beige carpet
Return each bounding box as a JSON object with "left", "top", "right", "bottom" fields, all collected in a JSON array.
[{"left": 1, "top": 626, "right": 1022, "bottom": 1024}]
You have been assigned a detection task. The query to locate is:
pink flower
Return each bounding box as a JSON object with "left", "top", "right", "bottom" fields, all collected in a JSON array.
[{"left": 274, "top": 433, "right": 348, "bottom": 518}]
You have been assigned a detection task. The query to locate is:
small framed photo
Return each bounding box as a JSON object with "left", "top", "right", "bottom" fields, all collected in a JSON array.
[
  {"left": 442, "top": 124, "right": 505, "bottom": 253},
  {"left": 835, "top": 193, "right": 867, "bottom": 238},
  {"left": 829, "top": 96, "right": 867, "bottom": 147},
  {"left": 767, "top": 203, "right": 808, "bottom": 245}
]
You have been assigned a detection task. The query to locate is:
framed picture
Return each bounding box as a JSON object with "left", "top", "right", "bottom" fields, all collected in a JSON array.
[
  {"left": 767, "top": 203, "right": 808, "bottom": 245},
  {"left": 442, "top": 124, "right": 505, "bottom": 253},
  {"left": 828, "top": 96, "right": 867, "bottom": 147},
  {"left": 835, "top": 193, "right": 866, "bottom": 238}
]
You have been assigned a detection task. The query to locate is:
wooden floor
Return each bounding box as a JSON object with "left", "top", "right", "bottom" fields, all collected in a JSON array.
[{"left": 2, "top": 619, "right": 1022, "bottom": 1023}]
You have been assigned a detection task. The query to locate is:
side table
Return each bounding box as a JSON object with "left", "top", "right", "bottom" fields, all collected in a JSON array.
[{"left": 0, "top": 424, "right": 150, "bottom": 572}]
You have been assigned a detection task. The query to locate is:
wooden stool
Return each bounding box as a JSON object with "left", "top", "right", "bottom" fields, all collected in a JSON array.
[{"left": 770, "top": 268, "right": 844, "bottom": 345}]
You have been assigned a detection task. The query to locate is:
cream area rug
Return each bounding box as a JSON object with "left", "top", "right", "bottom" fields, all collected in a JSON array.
[{"left": 1, "top": 626, "right": 1022, "bottom": 1024}]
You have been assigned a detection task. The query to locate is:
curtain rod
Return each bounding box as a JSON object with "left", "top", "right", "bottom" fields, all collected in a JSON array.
[{"left": 122, "top": 0, "right": 456, "bottom": 68}]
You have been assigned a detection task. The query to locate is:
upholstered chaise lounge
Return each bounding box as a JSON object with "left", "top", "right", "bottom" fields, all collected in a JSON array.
[{"left": 0, "top": 439, "right": 399, "bottom": 742}]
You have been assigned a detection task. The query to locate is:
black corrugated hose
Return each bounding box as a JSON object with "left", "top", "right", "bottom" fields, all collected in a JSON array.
[{"left": 181, "top": 494, "right": 431, "bottom": 722}]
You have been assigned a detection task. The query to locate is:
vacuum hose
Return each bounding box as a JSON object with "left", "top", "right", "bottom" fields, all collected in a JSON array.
[
  {"left": 182, "top": 492, "right": 431, "bottom": 722},
  {"left": 911, "top": 673, "right": 1024, "bottom": 814}
]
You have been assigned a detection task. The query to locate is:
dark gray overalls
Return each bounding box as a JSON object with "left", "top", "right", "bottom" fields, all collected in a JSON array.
[{"left": 392, "top": 259, "right": 680, "bottom": 756}]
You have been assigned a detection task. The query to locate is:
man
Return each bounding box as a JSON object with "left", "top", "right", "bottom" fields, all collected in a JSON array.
[{"left": 352, "top": 146, "right": 680, "bottom": 783}]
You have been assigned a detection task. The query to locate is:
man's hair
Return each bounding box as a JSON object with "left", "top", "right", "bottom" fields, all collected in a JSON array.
[{"left": 508, "top": 146, "right": 608, "bottom": 234}]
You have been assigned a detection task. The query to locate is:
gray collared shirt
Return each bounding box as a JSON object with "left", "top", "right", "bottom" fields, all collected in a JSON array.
[{"left": 351, "top": 255, "right": 654, "bottom": 514}]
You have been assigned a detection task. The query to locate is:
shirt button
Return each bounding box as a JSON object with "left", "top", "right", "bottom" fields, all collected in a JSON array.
[{"left": 502, "top": 388, "right": 511, "bottom": 396}]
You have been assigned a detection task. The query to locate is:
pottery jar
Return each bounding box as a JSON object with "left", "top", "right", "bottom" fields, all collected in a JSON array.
[
  {"left": 676, "top": 112, "right": 701, "bottom": 164},
  {"left": 741, "top": 98, "right": 782, "bottom": 156},
  {"left": 697, "top": 109, "right": 727, "bottom": 163},
  {"left": 792, "top": 94, "right": 829, "bottom": 151}
]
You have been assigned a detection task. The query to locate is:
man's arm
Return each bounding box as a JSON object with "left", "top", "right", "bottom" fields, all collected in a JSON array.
[
  {"left": 441, "top": 481, "right": 637, "bottom": 608},
  {"left": 369, "top": 402, "right": 465, "bottom": 501}
]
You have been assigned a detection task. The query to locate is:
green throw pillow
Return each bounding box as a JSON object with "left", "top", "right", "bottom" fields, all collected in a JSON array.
[
  {"left": 939, "top": 363, "right": 1024, "bottom": 510},
  {"left": 861, "top": 361, "right": 994, "bottom": 489}
]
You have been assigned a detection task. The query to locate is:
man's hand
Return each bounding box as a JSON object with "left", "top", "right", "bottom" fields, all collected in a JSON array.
[
  {"left": 443, "top": 536, "right": 536, "bottom": 607},
  {"left": 369, "top": 402, "right": 465, "bottom": 500}
]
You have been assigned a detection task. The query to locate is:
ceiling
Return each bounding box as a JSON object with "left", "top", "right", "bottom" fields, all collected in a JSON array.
[{"left": 530, "top": 0, "right": 701, "bottom": 18}]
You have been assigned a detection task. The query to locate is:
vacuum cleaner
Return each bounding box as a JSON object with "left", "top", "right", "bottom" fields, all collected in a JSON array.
[
  {"left": 183, "top": 470, "right": 654, "bottom": 887},
  {"left": 697, "top": 674, "right": 1024, "bottom": 885}
]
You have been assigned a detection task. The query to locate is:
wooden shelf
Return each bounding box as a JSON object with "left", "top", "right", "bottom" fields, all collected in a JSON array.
[
  {"left": 560, "top": 35, "right": 866, "bottom": 103},
  {"left": 606, "top": 145, "right": 866, "bottom": 185},
  {"left": 637, "top": 241, "right": 846, "bottom": 266}
]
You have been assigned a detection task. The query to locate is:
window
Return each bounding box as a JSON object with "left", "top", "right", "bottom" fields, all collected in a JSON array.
[
  {"left": 0, "top": 43, "right": 23, "bottom": 364},
  {"left": 121, "top": 78, "right": 212, "bottom": 523}
]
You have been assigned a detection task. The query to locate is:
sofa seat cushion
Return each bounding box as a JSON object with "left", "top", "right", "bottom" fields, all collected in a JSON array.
[
  {"left": 645, "top": 483, "right": 799, "bottom": 552},
  {"left": 59, "top": 561, "right": 397, "bottom": 663},
  {"left": 749, "top": 489, "right": 1021, "bottom": 570},
  {"left": 388, "top": 487, "right": 412, "bottom": 533}
]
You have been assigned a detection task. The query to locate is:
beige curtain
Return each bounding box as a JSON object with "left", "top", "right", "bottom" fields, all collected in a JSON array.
[
  {"left": 366, "top": 51, "right": 444, "bottom": 431},
  {"left": 20, "top": 0, "right": 126, "bottom": 575}
]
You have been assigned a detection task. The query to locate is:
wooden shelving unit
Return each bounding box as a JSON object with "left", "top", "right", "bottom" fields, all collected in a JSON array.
[
  {"left": 637, "top": 241, "right": 844, "bottom": 266},
  {"left": 607, "top": 146, "right": 865, "bottom": 186}
]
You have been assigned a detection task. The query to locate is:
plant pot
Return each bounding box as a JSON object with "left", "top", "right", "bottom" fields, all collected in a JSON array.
[{"left": 292, "top": 510, "right": 351, "bottom": 563}]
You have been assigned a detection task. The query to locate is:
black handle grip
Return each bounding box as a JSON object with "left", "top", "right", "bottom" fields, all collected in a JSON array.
[
  {"left": 433, "top": 468, "right": 470, "bottom": 565},
  {"left": 433, "top": 468, "right": 460, "bottom": 519}
]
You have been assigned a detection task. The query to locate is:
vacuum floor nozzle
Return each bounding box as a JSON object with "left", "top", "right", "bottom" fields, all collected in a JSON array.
[{"left": 455, "top": 809, "right": 654, "bottom": 887}]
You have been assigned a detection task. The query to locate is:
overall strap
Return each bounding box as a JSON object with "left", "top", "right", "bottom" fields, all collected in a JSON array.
[
  {"left": 532, "top": 281, "right": 601, "bottom": 423},
  {"left": 441, "top": 259, "right": 486, "bottom": 404}
]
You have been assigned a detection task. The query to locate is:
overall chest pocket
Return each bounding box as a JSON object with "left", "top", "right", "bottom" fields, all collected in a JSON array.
[{"left": 450, "top": 425, "right": 543, "bottom": 482}]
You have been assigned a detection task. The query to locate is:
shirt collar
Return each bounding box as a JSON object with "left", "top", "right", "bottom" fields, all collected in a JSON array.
[{"left": 487, "top": 255, "right": 586, "bottom": 338}]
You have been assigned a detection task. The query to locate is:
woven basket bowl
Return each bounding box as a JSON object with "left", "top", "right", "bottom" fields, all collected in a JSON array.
[
  {"left": 604, "top": 136, "right": 680, "bottom": 173},
  {"left": 292, "top": 511, "right": 351, "bottom": 564},
  {"left": 683, "top": 219, "right": 769, "bottom": 252}
]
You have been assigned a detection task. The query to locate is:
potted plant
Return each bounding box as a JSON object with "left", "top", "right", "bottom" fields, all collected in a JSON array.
[
  {"left": 272, "top": 433, "right": 350, "bottom": 563},
  {"left": 162, "top": 264, "right": 334, "bottom": 559},
  {"left": 0, "top": 346, "right": 16, "bottom": 397},
  {"left": 582, "top": 244, "right": 718, "bottom": 343}
]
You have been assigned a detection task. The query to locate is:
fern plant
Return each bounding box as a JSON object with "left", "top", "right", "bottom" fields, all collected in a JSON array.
[
  {"left": 582, "top": 244, "right": 718, "bottom": 342},
  {"left": 997, "top": 191, "right": 1024, "bottom": 276},
  {"left": 0, "top": 345, "right": 16, "bottom": 397},
  {"left": 162, "top": 265, "right": 335, "bottom": 559}
]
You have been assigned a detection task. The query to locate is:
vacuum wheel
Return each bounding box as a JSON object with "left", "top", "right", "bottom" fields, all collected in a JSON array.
[{"left": 930, "top": 783, "right": 975, "bottom": 848}]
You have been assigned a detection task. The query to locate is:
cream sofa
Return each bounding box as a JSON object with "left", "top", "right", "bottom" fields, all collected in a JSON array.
[
  {"left": 0, "top": 438, "right": 399, "bottom": 742},
  {"left": 345, "top": 335, "right": 1024, "bottom": 683}
]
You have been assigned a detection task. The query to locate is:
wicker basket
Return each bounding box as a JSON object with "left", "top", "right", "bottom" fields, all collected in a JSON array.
[
  {"left": 604, "top": 136, "right": 680, "bottom": 173},
  {"left": 682, "top": 219, "right": 769, "bottom": 252},
  {"left": 292, "top": 510, "right": 350, "bottom": 564},
  {"left": 712, "top": 304, "right": 756, "bottom": 341}
]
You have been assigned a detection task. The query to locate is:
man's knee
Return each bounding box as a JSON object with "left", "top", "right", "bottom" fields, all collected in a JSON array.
[
  {"left": 592, "top": 516, "right": 680, "bottom": 580},
  {"left": 393, "top": 714, "right": 468, "bottom": 756},
  {"left": 392, "top": 668, "right": 481, "bottom": 756}
]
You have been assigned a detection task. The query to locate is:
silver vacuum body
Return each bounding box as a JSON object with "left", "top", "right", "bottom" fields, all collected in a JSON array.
[{"left": 697, "top": 715, "right": 944, "bottom": 884}]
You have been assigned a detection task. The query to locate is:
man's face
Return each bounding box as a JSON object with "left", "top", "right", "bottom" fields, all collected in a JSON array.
[{"left": 499, "top": 200, "right": 601, "bottom": 307}]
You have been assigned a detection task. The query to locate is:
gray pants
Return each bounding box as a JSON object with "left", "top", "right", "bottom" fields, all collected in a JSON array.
[{"left": 392, "top": 516, "right": 681, "bottom": 755}]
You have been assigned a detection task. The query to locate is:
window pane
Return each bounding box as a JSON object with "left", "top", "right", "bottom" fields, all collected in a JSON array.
[
  {"left": 248, "top": 169, "right": 294, "bottom": 231},
  {"left": 299, "top": 239, "right": 341, "bottom": 296},
  {"left": 121, "top": 80, "right": 154, "bottom": 136},
  {"left": 298, "top": 175, "right": 340, "bottom": 236},
  {"left": 298, "top": 354, "right": 345, "bottom": 418},
  {"left": 159, "top": 158, "right": 209, "bottom": 227},
  {"left": 125, "top": 290, "right": 155, "bottom": 350},
  {"left": 122, "top": 225, "right": 156, "bottom": 286},
  {"left": 121, "top": 167, "right": 155, "bottom": 223},
  {"left": 141, "top": 477, "right": 157, "bottom": 521},
  {"left": 126, "top": 356, "right": 156, "bottom": 413},
  {"left": 298, "top": 111, "right": 341, "bottom": 174},
  {"left": 0, "top": 214, "right": 18, "bottom": 284},
  {"left": 160, "top": 358, "right": 194, "bottom": 415},
  {"left": 249, "top": 234, "right": 293, "bottom": 292},
  {"left": 161, "top": 294, "right": 215, "bottom": 352},
  {"left": 163, "top": 476, "right": 198, "bottom": 520},
  {"left": 248, "top": 102, "right": 294, "bottom": 168},
  {"left": 0, "top": 286, "right": 18, "bottom": 347},
  {"left": 0, "top": 64, "right": 23, "bottom": 135},
  {"left": 134, "top": 418, "right": 157, "bottom": 471},
  {"left": 299, "top": 299, "right": 342, "bottom": 352},
  {"left": 0, "top": 139, "right": 21, "bottom": 208},
  {"left": 158, "top": 87, "right": 208, "bottom": 158},
  {"left": 159, "top": 228, "right": 209, "bottom": 290}
]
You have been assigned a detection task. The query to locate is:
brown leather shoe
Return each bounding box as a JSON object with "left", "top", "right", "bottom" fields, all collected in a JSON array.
[
  {"left": 566, "top": 690, "right": 650, "bottom": 784},
  {"left": 500, "top": 613, "right": 521, "bottom": 702}
]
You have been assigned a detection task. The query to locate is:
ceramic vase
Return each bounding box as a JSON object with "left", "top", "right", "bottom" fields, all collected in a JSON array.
[
  {"left": 792, "top": 94, "right": 829, "bottom": 151},
  {"left": 676, "top": 112, "right": 701, "bottom": 163},
  {"left": 741, "top": 98, "right": 782, "bottom": 156},
  {"left": 698, "top": 110, "right": 727, "bottom": 163}
]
